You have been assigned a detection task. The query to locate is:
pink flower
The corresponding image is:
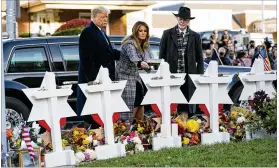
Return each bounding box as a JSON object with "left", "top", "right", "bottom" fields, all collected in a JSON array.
[
  {"left": 120, "top": 135, "right": 126, "bottom": 141},
  {"left": 84, "top": 152, "right": 90, "bottom": 162},
  {"left": 129, "top": 132, "right": 136, "bottom": 138}
]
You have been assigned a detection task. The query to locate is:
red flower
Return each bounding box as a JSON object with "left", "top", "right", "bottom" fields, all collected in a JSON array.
[{"left": 129, "top": 132, "right": 136, "bottom": 138}]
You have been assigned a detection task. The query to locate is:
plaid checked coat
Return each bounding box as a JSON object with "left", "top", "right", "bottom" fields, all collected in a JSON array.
[
  {"left": 116, "top": 39, "right": 153, "bottom": 121},
  {"left": 159, "top": 25, "right": 204, "bottom": 113}
]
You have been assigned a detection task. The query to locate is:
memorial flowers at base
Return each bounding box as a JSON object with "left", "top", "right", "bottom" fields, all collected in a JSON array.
[
  {"left": 173, "top": 115, "right": 204, "bottom": 146},
  {"left": 6, "top": 122, "right": 44, "bottom": 150},
  {"left": 61, "top": 127, "right": 98, "bottom": 152},
  {"left": 114, "top": 119, "right": 153, "bottom": 153}
]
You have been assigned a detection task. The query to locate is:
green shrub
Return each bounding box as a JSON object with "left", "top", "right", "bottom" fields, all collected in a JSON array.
[
  {"left": 18, "top": 32, "right": 31, "bottom": 38},
  {"left": 260, "top": 93, "right": 277, "bottom": 134},
  {"left": 52, "top": 27, "right": 84, "bottom": 36}
]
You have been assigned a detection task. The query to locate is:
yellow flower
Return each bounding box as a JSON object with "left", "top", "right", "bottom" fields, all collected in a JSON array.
[
  {"left": 62, "top": 139, "right": 68, "bottom": 147},
  {"left": 82, "top": 139, "right": 90, "bottom": 145},
  {"left": 182, "top": 137, "right": 190, "bottom": 145},
  {"left": 77, "top": 145, "right": 86, "bottom": 151},
  {"left": 231, "top": 111, "right": 238, "bottom": 119},
  {"left": 137, "top": 124, "right": 144, "bottom": 133},
  {"left": 186, "top": 119, "right": 200, "bottom": 133},
  {"left": 81, "top": 135, "right": 88, "bottom": 139},
  {"left": 73, "top": 130, "right": 79, "bottom": 136},
  {"left": 89, "top": 130, "right": 95, "bottom": 135},
  {"left": 16, "top": 139, "right": 21, "bottom": 147}
]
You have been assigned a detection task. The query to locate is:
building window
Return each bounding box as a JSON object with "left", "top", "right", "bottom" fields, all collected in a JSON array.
[
  {"left": 79, "top": 13, "right": 91, "bottom": 19},
  {"left": 8, "top": 47, "right": 50, "bottom": 73}
]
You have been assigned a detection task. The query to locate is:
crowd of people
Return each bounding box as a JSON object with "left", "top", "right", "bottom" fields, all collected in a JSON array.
[
  {"left": 204, "top": 29, "right": 277, "bottom": 70},
  {"left": 76, "top": 5, "right": 276, "bottom": 129}
]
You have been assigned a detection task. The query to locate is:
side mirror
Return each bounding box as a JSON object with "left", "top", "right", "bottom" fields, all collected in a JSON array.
[{"left": 234, "top": 40, "right": 237, "bottom": 44}]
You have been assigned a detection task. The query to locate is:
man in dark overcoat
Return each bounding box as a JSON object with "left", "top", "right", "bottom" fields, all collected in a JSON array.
[
  {"left": 77, "top": 6, "right": 120, "bottom": 126},
  {"left": 159, "top": 6, "right": 204, "bottom": 118}
]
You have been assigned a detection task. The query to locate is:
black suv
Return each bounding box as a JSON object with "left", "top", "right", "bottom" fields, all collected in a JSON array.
[{"left": 3, "top": 36, "right": 160, "bottom": 128}]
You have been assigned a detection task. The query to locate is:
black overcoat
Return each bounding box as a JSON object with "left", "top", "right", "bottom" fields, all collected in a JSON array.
[
  {"left": 76, "top": 22, "right": 120, "bottom": 123},
  {"left": 159, "top": 26, "right": 204, "bottom": 113}
]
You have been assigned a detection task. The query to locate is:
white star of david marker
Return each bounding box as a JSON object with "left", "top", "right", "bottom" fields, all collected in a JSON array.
[
  {"left": 78, "top": 66, "right": 129, "bottom": 145},
  {"left": 239, "top": 59, "right": 276, "bottom": 100},
  {"left": 22, "top": 72, "right": 76, "bottom": 152},
  {"left": 189, "top": 61, "right": 233, "bottom": 133},
  {"left": 140, "top": 60, "right": 187, "bottom": 137}
]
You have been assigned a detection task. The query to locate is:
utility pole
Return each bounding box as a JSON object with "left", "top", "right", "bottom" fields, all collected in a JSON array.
[
  {"left": 261, "top": 0, "right": 265, "bottom": 34},
  {"left": 6, "top": 0, "right": 16, "bottom": 39}
]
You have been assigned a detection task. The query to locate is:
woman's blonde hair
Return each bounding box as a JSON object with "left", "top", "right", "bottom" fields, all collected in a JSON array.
[{"left": 122, "top": 21, "right": 150, "bottom": 55}]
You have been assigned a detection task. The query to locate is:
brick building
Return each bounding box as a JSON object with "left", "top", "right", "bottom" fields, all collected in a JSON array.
[{"left": 10, "top": 0, "right": 155, "bottom": 35}]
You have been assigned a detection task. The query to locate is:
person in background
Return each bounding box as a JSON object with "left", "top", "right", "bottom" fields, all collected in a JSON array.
[
  {"left": 210, "top": 29, "right": 219, "bottom": 49},
  {"left": 247, "top": 40, "right": 255, "bottom": 58},
  {"left": 221, "top": 30, "right": 232, "bottom": 47},
  {"left": 116, "top": 21, "right": 153, "bottom": 123},
  {"left": 77, "top": 6, "right": 120, "bottom": 126},
  {"left": 204, "top": 49, "right": 212, "bottom": 64},
  {"left": 271, "top": 44, "right": 277, "bottom": 70},
  {"left": 159, "top": 6, "right": 204, "bottom": 119},
  {"left": 218, "top": 47, "right": 231, "bottom": 65},
  {"left": 232, "top": 50, "right": 251, "bottom": 67}
]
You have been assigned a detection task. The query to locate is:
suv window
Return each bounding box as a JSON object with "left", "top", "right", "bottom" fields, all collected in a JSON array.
[
  {"left": 60, "top": 45, "right": 79, "bottom": 71},
  {"left": 8, "top": 47, "right": 50, "bottom": 73},
  {"left": 150, "top": 45, "right": 159, "bottom": 59},
  {"left": 201, "top": 32, "right": 211, "bottom": 40}
]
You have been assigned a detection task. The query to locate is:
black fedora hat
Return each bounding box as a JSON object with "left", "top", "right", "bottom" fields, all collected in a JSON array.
[{"left": 173, "top": 7, "right": 195, "bottom": 20}]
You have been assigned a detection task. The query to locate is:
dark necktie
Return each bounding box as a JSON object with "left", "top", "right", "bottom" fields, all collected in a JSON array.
[
  {"left": 181, "top": 32, "right": 184, "bottom": 38},
  {"left": 101, "top": 29, "right": 109, "bottom": 44}
]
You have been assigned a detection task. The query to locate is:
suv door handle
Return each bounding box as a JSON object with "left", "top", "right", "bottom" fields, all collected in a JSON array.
[{"left": 62, "top": 81, "right": 78, "bottom": 85}]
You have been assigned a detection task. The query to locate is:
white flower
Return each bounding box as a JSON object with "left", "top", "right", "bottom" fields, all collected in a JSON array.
[
  {"left": 85, "top": 149, "right": 97, "bottom": 160},
  {"left": 135, "top": 144, "right": 144, "bottom": 153},
  {"left": 236, "top": 116, "right": 246, "bottom": 124},
  {"left": 86, "top": 136, "right": 93, "bottom": 143},
  {"left": 13, "top": 127, "right": 21, "bottom": 140},
  {"left": 220, "top": 126, "right": 226, "bottom": 132},
  {"left": 37, "top": 137, "right": 42, "bottom": 144},
  {"left": 75, "top": 157, "right": 81, "bottom": 164},
  {"left": 75, "top": 152, "right": 85, "bottom": 163},
  {"left": 32, "top": 122, "right": 41, "bottom": 135},
  {"left": 123, "top": 139, "right": 128, "bottom": 145},
  {"left": 132, "top": 137, "right": 142, "bottom": 144},
  {"left": 93, "top": 140, "right": 98, "bottom": 146}
]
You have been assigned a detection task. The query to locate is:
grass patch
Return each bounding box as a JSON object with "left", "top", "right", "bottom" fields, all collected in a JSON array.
[{"left": 79, "top": 138, "right": 277, "bottom": 167}]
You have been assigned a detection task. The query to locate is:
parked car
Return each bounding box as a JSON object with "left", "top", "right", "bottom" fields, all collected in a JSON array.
[
  {"left": 3, "top": 35, "right": 160, "bottom": 128},
  {"left": 3, "top": 35, "right": 275, "bottom": 128},
  {"left": 199, "top": 30, "right": 242, "bottom": 50}
]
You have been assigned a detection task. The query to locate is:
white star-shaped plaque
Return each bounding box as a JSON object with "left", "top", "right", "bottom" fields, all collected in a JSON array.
[
  {"left": 22, "top": 72, "right": 76, "bottom": 152},
  {"left": 140, "top": 61, "right": 187, "bottom": 137},
  {"left": 239, "top": 59, "right": 276, "bottom": 100},
  {"left": 189, "top": 61, "right": 233, "bottom": 133},
  {"left": 22, "top": 72, "right": 76, "bottom": 124},
  {"left": 78, "top": 66, "right": 129, "bottom": 145}
]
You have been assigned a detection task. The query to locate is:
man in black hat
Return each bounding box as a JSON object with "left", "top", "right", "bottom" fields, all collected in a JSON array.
[{"left": 159, "top": 7, "right": 204, "bottom": 119}]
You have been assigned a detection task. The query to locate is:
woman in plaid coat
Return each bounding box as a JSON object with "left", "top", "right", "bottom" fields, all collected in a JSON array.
[{"left": 116, "top": 21, "right": 153, "bottom": 122}]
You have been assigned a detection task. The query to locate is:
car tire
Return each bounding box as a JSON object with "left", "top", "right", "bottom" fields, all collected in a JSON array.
[{"left": 6, "top": 97, "right": 30, "bottom": 121}]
